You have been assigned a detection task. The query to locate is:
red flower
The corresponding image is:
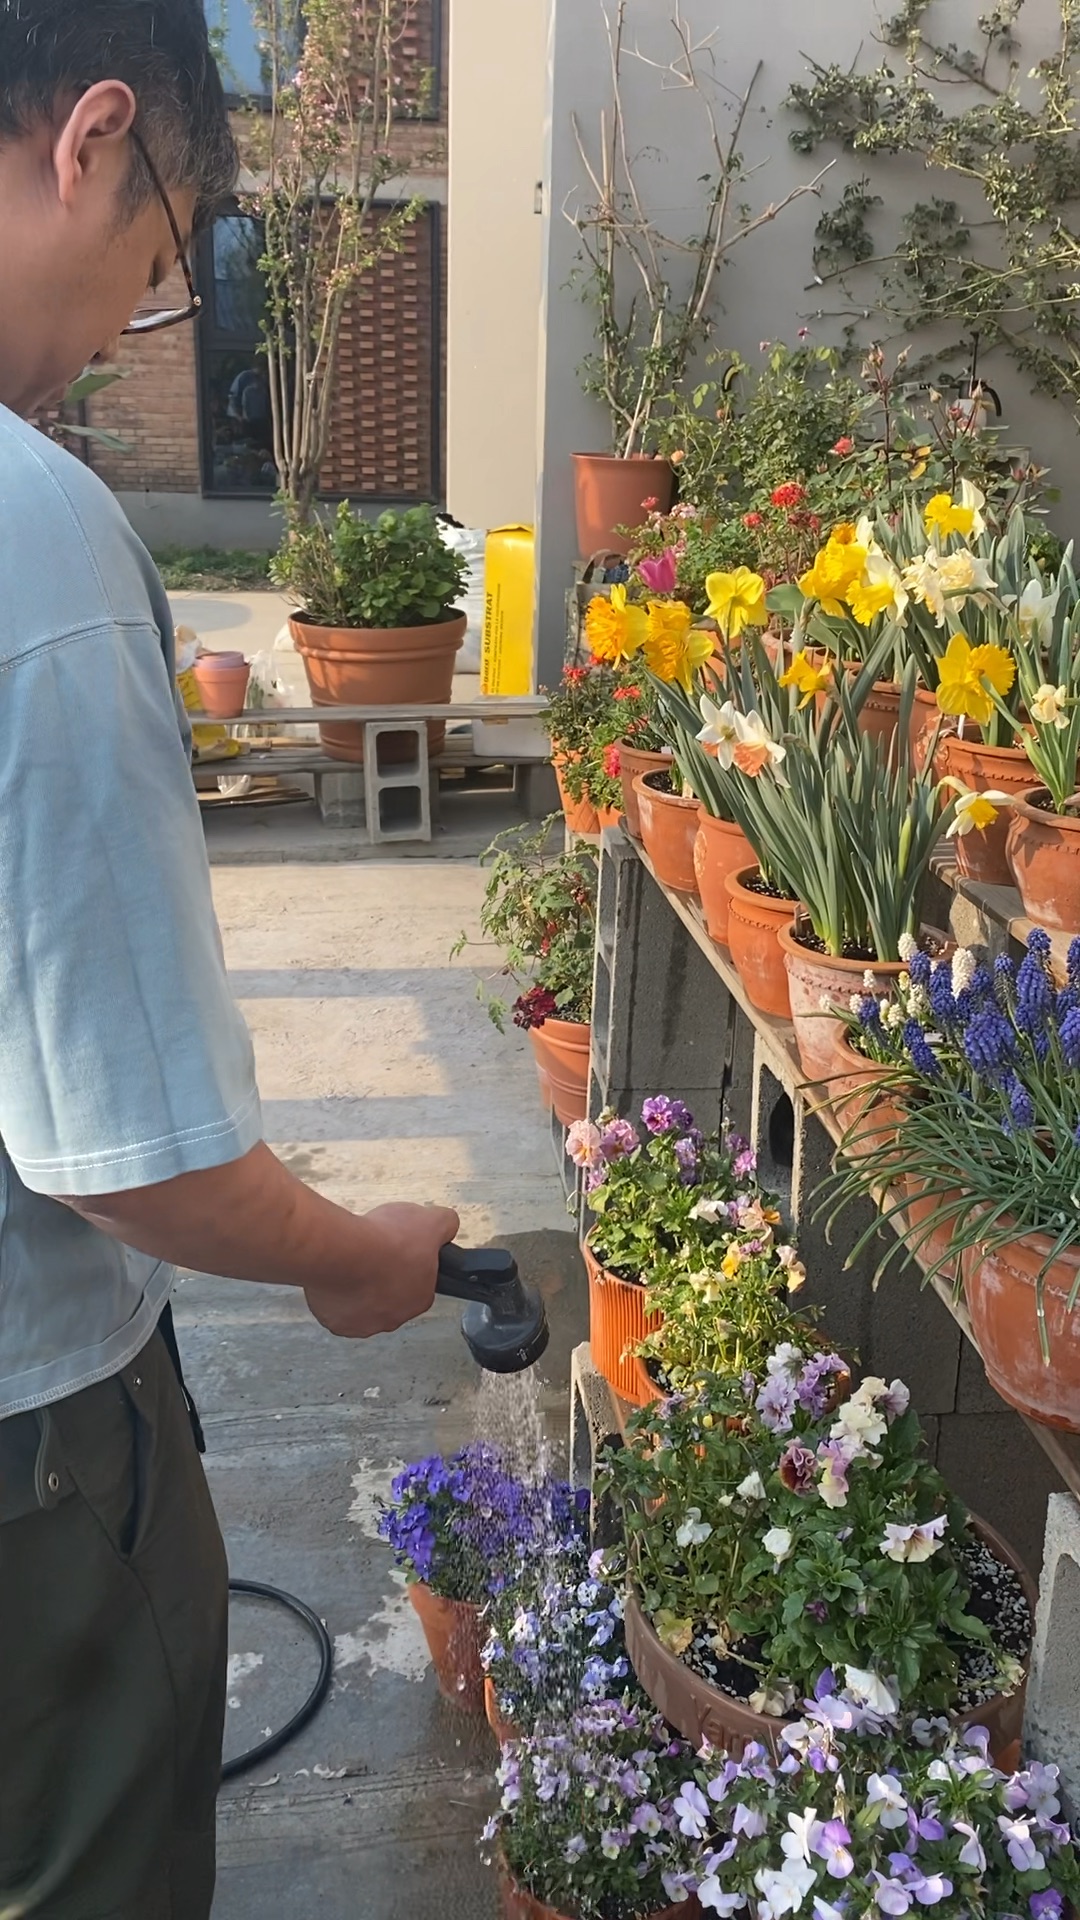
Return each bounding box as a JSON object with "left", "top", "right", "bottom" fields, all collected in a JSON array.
[
  {"left": 831, "top": 436, "right": 855, "bottom": 457},
  {"left": 613, "top": 684, "right": 642, "bottom": 701},
  {"left": 770, "top": 482, "right": 806, "bottom": 509},
  {"left": 603, "top": 744, "right": 621, "bottom": 778},
  {"left": 564, "top": 665, "right": 588, "bottom": 684},
  {"left": 512, "top": 986, "right": 559, "bottom": 1031},
  {"left": 641, "top": 495, "right": 659, "bottom": 511},
  {"left": 743, "top": 511, "right": 764, "bottom": 529}
]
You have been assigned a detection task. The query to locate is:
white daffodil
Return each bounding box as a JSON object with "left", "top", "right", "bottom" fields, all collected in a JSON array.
[
  {"left": 937, "top": 547, "right": 994, "bottom": 605},
  {"left": 946, "top": 789, "right": 1013, "bottom": 838},
  {"left": 1016, "top": 577, "right": 1059, "bottom": 643},
  {"left": 697, "top": 694, "right": 742, "bottom": 767},
  {"left": 959, "top": 477, "right": 987, "bottom": 538},
  {"left": 864, "top": 542, "right": 910, "bottom": 622},
  {"left": 1031, "top": 682, "right": 1070, "bottom": 730},
  {"left": 902, "top": 551, "right": 946, "bottom": 626},
  {"left": 733, "top": 708, "right": 788, "bottom": 777}
]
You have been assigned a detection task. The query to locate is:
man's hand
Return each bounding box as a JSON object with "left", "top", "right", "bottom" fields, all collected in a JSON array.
[{"left": 305, "top": 1202, "right": 460, "bottom": 1338}]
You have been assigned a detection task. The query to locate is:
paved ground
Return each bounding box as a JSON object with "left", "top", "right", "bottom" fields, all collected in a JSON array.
[{"left": 175, "top": 862, "right": 586, "bottom": 1920}]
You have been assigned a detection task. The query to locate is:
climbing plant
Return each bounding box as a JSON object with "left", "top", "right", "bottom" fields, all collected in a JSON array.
[{"left": 785, "top": 0, "right": 1080, "bottom": 420}]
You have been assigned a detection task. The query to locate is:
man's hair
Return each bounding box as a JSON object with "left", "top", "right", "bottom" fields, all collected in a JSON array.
[{"left": 0, "top": 0, "right": 238, "bottom": 223}]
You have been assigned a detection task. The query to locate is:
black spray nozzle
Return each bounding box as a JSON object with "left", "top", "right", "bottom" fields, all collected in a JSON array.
[{"left": 435, "top": 1245, "right": 549, "bottom": 1375}]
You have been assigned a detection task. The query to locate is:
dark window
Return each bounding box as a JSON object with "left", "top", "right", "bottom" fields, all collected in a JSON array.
[
  {"left": 195, "top": 210, "right": 278, "bottom": 495},
  {"left": 205, "top": 1, "right": 271, "bottom": 98}
]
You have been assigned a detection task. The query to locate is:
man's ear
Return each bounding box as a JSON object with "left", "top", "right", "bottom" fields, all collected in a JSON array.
[{"left": 53, "top": 81, "right": 137, "bottom": 210}]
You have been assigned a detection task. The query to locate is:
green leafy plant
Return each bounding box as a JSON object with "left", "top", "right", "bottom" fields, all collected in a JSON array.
[
  {"left": 544, "top": 662, "right": 625, "bottom": 809},
  {"left": 455, "top": 818, "right": 598, "bottom": 1031},
  {"left": 271, "top": 502, "right": 467, "bottom": 629},
  {"left": 639, "top": 1220, "right": 812, "bottom": 1393},
  {"left": 982, "top": 547, "right": 1080, "bottom": 811}
]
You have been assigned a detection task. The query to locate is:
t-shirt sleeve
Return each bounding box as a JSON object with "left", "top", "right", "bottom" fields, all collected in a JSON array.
[{"left": 0, "top": 620, "right": 262, "bottom": 1195}]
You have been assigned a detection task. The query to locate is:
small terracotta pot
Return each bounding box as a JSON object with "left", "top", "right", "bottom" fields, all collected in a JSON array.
[
  {"left": 830, "top": 1035, "right": 906, "bottom": 1167},
  {"left": 500, "top": 1863, "right": 696, "bottom": 1920},
  {"left": 528, "top": 1019, "right": 591, "bottom": 1126},
  {"left": 625, "top": 1513, "right": 1034, "bottom": 1764},
  {"left": 552, "top": 752, "right": 601, "bottom": 835},
  {"left": 1007, "top": 787, "right": 1080, "bottom": 932},
  {"left": 408, "top": 1584, "right": 485, "bottom": 1714},
  {"left": 856, "top": 679, "right": 904, "bottom": 753},
  {"left": 289, "top": 611, "right": 465, "bottom": 763},
  {"left": 634, "top": 773, "right": 701, "bottom": 895},
  {"left": 724, "top": 867, "right": 796, "bottom": 1019},
  {"left": 583, "top": 1238, "right": 659, "bottom": 1405},
  {"left": 912, "top": 685, "right": 943, "bottom": 766},
  {"left": 934, "top": 733, "right": 1037, "bottom": 886},
  {"left": 694, "top": 810, "right": 754, "bottom": 945},
  {"left": 619, "top": 741, "right": 672, "bottom": 839},
  {"left": 484, "top": 1677, "right": 520, "bottom": 1747},
  {"left": 193, "top": 655, "right": 250, "bottom": 720},
  {"left": 962, "top": 1217, "right": 1080, "bottom": 1432},
  {"left": 571, "top": 453, "right": 675, "bottom": 560},
  {"left": 778, "top": 923, "right": 948, "bottom": 1085}
]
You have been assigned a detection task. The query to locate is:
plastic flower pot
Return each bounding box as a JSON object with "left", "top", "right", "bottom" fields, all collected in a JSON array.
[
  {"left": 619, "top": 741, "right": 672, "bottom": 840},
  {"left": 634, "top": 773, "right": 700, "bottom": 896},
  {"left": 693, "top": 809, "right": 754, "bottom": 946},
  {"left": 571, "top": 453, "right": 675, "bottom": 560},
  {"left": 583, "top": 1237, "right": 660, "bottom": 1406},
  {"left": 193, "top": 654, "right": 251, "bottom": 720},
  {"left": 527, "top": 1019, "right": 591, "bottom": 1126},
  {"left": 288, "top": 611, "right": 465, "bottom": 764},
  {"left": 934, "top": 732, "right": 1037, "bottom": 886},
  {"left": 962, "top": 1218, "right": 1080, "bottom": 1432},
  {"left": 1007, "top": 787, "right": 1080, "bottom": 932},
  {"left": 778, "top": 923, "right": 949, "bottom": 1086},
  {"left": 624, "top": 1512, "right": 1034, "bottom": 1765},
  {"left": 724, "top": 867, "right": 796, "bottom": 1020},
  {"left": 499, "top": 1861, "right": 697, "bottom": 1920},
  {"left": 408, "top": 1584, "right": 486, "bottom": 1714},
  {"left": 484, "top": 1677, "right": 520, "bottom": 1747}
]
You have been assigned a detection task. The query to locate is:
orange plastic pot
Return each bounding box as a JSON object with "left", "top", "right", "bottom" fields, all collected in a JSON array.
[
  {"left": 934, "top": 733, "right": 1036, "bottom": 886},
  {"left": 528, "top": 1019, "right": 591, "bottom": 1126},
  {"left": 778, "top": 923, "right": 948, "bottom": 1085},
  {"left": 583, "top": 1238, "right": 659, "bottom": 1405},
  {"left": 408, "top": 1584, "right": 485, "bottom": 1714},
  {"left": 962, "top": 1218, "right": 1080, "bottom": 1432},
  {"left": 634, "top": 773, "right": 700, "bottom": 895},
  {"left": 571, "top": 453, "right": 674, "bottom": 560},
  {"left": 724, "top": 867, "right": 796, "bottom": 1020},
  {"left": 694, "top": 810, "right": 754, "bottom": 946},
  {"left": 619, "top": 741, "right": 672, "bottom": 839},
  {"left": 193, "top": 655, "right": 250, "bottom": 720},
  {"left": 500, "top": 1863, "right": 696, "bottom": 1920},
  {"left": 484, "top": 1677, "right": 520, "bottom": 1747},
  {"left": 1007, "top": 788, "right": 1080, "bottom": 932},
  {"left": 289, "top": 611, "right": 465, "bottom": 763}
]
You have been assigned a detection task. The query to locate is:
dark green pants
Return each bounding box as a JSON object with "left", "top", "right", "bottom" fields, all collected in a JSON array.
[{"left": 0, "top": 1329, "right": 228, "bottom": 1919}]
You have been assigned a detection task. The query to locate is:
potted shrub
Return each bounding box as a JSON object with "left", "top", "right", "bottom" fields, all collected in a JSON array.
[
  {"left": 544, "top": 662, "right": 626, "bottom": 834},
  {"left": 607, "top": 1351, "right": 1035, "bottom": 1760},
  {"left": 680, "top": 1681, "right": 1080, "bottom": 1920},
  {"left": 458, "top": 820, "right": 598, "bottom": 1125},
  {"left": 272, "top": 502, "right": 468, "bottom": 762},
  {"left": 377, "top": 1447, "right": 585, "bottom": 1714},
  {"left": 581, "top": 609, "right": 673, "bottom": 840},
  {"left": 569, "top": 1100, "right": 763, "bottom": 1403},
  {"left": 822, "top": 932, "right": 1080, "bottom": 1433},
  {"left": 483, "top": 1542, "right": 629, "bottom": 1747},
  {"left": 483, "top": 1698, "right": 700, "bottom": 1919}
]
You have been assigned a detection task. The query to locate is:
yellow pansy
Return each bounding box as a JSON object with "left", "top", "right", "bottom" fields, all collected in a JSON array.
[
  {"left": 585, "top": 583, "right": 647, "bottom": 664},
  {"left": 798, "top": 534, "right": 868, "bottom": 617},
  {"left": 935, "top": 634, "right": 1015, "bottom": 728},
  {"left": 721, "top": 1244, "right": 744, "bottom": 1280},
  {"left": 705, "top": 566, "right": 768, "bottom": 640},
  {"left": 644, "top": 600, "right": 715, "bottom": 694},
  {"left": 779, "top": 649, "right": 833, "bottom": 707}
]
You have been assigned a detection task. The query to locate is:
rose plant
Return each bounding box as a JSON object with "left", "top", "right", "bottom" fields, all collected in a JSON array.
[
  {"left": 455, "top": 818, "right": 598, "bottom": 1032},
  {"left": 545, "top": 660, "right": 628, "bottom": 813}
]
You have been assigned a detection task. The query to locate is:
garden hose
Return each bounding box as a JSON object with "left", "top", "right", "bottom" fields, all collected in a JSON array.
[{"left": 220, "top": 1578, "right": 334, "bottom": 1783}]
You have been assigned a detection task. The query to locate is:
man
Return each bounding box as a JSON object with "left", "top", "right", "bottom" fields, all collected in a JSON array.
[{"left": 0, "top": 5, "right": 459, "bottom": 1915}]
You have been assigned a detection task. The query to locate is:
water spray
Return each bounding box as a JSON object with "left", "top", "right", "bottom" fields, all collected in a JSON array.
[{"left": 435, "top": 1245, "right": 549, "bottom": 1374}]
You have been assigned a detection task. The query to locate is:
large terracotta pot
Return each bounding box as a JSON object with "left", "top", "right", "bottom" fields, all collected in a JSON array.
[
  {"left": 571, "top": 453, "right": 675, "bottom": 560},
  {"left": 934, "top": 732, "right": 1036, "bottom": 886},
  {"left": 634, "top": 774, "right": 700, "bottom": 895},
  {"left": 962, "top": 1218, "right": 1080, "bottom": 1432},
  {"left": 583, "top": 1238, "right": 659, "bottom": 1405},
  {"left": 1007, "top": 787, "right": 1080, "bottom": 932},
  {"left": 625, "top": 1512, "right": 1034, "bottom": 1763},
  {"left": 528, "top": 1019, "right": 591, "bottom": 1126},
  {"left": 778, "top": 923, "right": 948, "bottom": 1085},
  {"left": 904, "top": 1182, "right": 962, "bottom": 1287},
  {"left": 484, "top": 1677, "right": 520, "bottom": 1747},
  {"left": 289, "top": 611, "right": 465, "bottom": 763},
  {"left": 193, "top": 654, "right": 250, "bottom": 720},
  {"left": 912, "top": 685, "right": 943, "bottom": 766},
  {"left": 552, "top": 752, "right": 601, "bottom": 835},
  {"left": 694, "top": 810, "right": 754, "bottom": 946},
  {"left": 724, "top": 867, "right": 796, "bottom": 1020},
  {"left": 619, "top": 741, "right": 672, "bottom": 839},
  {"left": 408, "top": 1584, "right": 485, "bottom": 1714},
  {"left": 500, "top": 1864, "right": 696, "bottom": 1920},
  {"left": 830, "top": 1034, "right": 907, "bottom": 1168}
]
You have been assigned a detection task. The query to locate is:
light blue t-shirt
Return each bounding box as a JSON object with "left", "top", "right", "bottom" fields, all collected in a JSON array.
[{"left": 0, "top": 405, "right": 262, "bottom": 1418}]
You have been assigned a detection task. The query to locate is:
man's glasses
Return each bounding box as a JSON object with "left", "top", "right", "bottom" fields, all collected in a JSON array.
[{"left": 122, "top": 131, "right": 202, "bottom": 336}]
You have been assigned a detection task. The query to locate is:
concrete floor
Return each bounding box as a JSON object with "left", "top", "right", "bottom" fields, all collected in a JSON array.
[{"left": 175, "top": 862, "right": 587, "bottom": 1920}]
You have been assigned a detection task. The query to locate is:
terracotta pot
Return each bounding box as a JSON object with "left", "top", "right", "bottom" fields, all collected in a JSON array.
[
  {"left": 552, "top": 753, "right": 601, "bottom": 835},
  {"left": 830, "top": 1035, "right": 906, "bottom": 1168},
  {"left": 694, "top": 810, "right": 754, "bottom": 946},
  {"left": 500, "top": 1864, "right": 696, "bottom": 1920},
  {"left": 528, "top": 1019, "right": 591, "bottom": 1126},
  {"left": 934, "top": 733, "right": 1037, "bottom": 886},
  {"left": 778, "top": 924, "right": 948, "bottom": 1085},
  {"left": 408, "top": 1584, "right": 485, "bottom": 1714},
  {"left": 619, "top": 741, "right": 672, "bottom": 839},
  {"left": 904, "top": 1182, "right": 961, "bottom": 1287},
  {"left": 634, "top": 773, "right": 701, "bottom": 895},
  {"left": 962, "top": 1217, "right": 1080, "bottom": 1432},
  {"left": 724, "top": 867, "right": 796, "bottom": 1020},
  {"left": 625, "top": 1512, "right": 1034, "bottom": 1764},
  {"left": 856, "top": 679, "right": 904, "bottom": 753},
  {"left": 633, "top": 1354, "right": 665, "bottom": 1406},
  {"left": 484, "top": 1677, "right": 520, "bottom": 1747},
  {"left": 1007, "top": 787, "right": 1080, "bottom": 932},
  {"left": 912, "top": 686, "right": 943, "bottom": 766},
  {"left": 571, "top": 453, "right": 675, "bottom": 560},
  {"left": 583, "top": 1238, "right": 660, "bottom": 1405},
  {"left": 289, "top": 611, "right": 465, "bottom": 763},
  {"left": 598, "top": 802, "right": 624, "bottom": 830},
  {"left": 193, "top": 655, "right": 250, "bottom": 720}
]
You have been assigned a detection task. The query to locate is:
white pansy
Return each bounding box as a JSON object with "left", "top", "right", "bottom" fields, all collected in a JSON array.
[
  {"left": 737, "top": 1471, "right": 766, "bottom": 1503},
  {"left": 675, "top": 1507, "right": 713, "bottom": 1549},
  {"left": 763, "top": 1525, "right": 794, "bottom": 1564},
  {"left": 843, "top": 1666, "right": 899, "bottom": 1715}
]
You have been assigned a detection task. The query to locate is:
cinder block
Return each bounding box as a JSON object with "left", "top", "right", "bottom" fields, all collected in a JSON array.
[
  {"left": 1024, "top": 1494, "right": 1080, "bottom": 1813},
  {"left": 314, "top": 767, "right": 366, "bottom": 827},
  {"left": 363, "top": 722, "right": 431, "bottom": 844}
]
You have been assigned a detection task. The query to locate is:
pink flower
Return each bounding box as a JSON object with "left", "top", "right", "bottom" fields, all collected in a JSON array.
[
  {"left": 641, "top": 496, "right": 660, "bottom": 512},
  {"left": 637, "top": 548, "right": 679, "bottom": 594},
  {"left": 566, "top": 1120, "right": 603, "bottom": 1170},
  {"left": 831, "top": 437, "right": 855, "bottom": 457}
]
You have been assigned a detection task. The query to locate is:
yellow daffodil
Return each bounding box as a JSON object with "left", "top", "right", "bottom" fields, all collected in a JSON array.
[
  {"left": 798, "top": 534, "right": 869, "bottom": 617},
  {"left": 705, "top": 566, "right": 768, "bottom": 639},
  {"left": 1031, "top": 682, "right": 1071, "bottom": 729},
  {"left": 960, "top": 478, "right": 987, "bottom": 538},
  {"left": 946, "top": 789, "right": 1014, "bottom": 838},
  {"left": 643, "top": 599, "right": 714, "bottom": 693},
  {"left": 847, "top": 578, "right": 899, "bottom": 627},
  {"left": 924, "top": 479, "right": 986, "bottom": 542},
  {"left": 779, "top": 649, "right": 832, "bottom": 707},
  {"left": 935, "top": 634, "right": 1016, "bottom": 727},
  {"left": 830, "top": 522, "right": 859, "bottom": 544},
  {"left": 585, "top": 583, "right": 648, "bottom": 664}
]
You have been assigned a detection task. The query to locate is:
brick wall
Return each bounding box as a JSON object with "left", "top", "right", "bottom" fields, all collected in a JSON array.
[{"left": 87, "top": 263, "right": 201, "bottom": 493}]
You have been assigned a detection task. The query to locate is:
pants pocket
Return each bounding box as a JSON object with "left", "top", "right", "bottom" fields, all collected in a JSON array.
[{"left": 53, "top": 1372, "right": 141, "bottom": 1561}]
